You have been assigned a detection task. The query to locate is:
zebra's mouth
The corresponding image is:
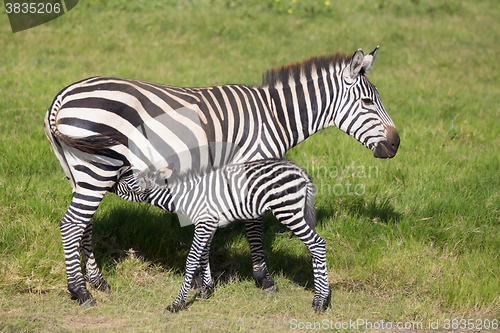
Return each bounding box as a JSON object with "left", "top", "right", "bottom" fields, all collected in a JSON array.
[{"left": 373, "top": 126, "right": 400, "bottom": 159}]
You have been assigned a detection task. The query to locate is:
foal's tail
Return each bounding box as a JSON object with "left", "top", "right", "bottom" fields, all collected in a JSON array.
[{"left": 300, "top": 166, "right": 317, "bottom": 228}]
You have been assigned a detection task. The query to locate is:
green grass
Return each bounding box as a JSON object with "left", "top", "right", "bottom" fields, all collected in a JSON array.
[{"left": 1, "top": 0, "right": 500, "bottom": 331}]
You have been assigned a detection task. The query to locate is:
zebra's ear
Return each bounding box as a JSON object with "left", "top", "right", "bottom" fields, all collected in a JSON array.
[
  {"left": 360, "top": 46, "right": 379, "bottom": 74},
  {"left": 349, "top": 46, "right": 379, "bottom": 78},
  {"left": 349, "top": 48, "right": 365, "bottom": 78}
]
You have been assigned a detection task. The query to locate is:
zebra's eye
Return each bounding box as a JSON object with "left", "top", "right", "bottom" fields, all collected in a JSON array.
[{"left": 361, "top": 98, "right": 374, "bottom": 105}]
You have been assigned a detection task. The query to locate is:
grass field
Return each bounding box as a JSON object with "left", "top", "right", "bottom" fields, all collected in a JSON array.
[{"left": 1, "top": 0, "right": 499, "bottom": 331}]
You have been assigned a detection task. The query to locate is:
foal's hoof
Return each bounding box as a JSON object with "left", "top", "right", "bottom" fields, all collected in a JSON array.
[
  {"left": 198, "top": 285, "right": 213, "bottom": 299},
  {"left": 261, "top": 277, "right": 278, "bottom": 293},
  {"left": 312, "top": 295, "right": 330, "bottom": 313},
  {"left": 71, "top": 288, "right": 95, "bottom": 307},
  {"left": 165, "top": 303, "right": 183, "bottom": 313},
  {"left": 263, "top": 284, "right": 279, "bottom": 294},
  {"left": 80, "top": 298, "right": 97, "bottom": 307},
  {"left": 95, "top": 280, "right": 111, "bottom": 293}
]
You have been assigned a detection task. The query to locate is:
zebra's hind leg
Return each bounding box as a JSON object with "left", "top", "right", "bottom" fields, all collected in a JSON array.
[
  {"left": 166, "top": 224, "right": 216, "bottom": 313},
  {"left": 246, "top": 219, "right": 278, "bottom": 293},
  {"left": 81, "top": 222, "right": 111, "bottom": 293},
  {"left": 61, "top": 192, "right": 106, "bottom": 307}
]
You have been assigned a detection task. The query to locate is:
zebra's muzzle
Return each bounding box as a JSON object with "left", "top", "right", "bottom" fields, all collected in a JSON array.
[{"left": 373, "top": 126, "right": 400, "bottom": 159}]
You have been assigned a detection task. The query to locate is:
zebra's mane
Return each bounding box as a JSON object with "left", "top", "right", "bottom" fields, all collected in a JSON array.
[{"left": 261, "top": 52, "right": 353, "bottom": 88}]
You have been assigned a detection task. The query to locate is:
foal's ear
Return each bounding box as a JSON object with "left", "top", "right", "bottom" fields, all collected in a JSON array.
[{"left": 349, "top": 46, "right": 379, "bottom": 78}]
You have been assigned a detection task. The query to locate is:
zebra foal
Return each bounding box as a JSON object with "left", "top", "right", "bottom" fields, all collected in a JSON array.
[{"left": 125, "top": 158, "right": 328, "bottom": 313}]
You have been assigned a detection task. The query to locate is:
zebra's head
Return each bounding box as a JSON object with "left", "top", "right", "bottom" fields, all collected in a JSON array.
[{"left": 336, "top": 46, "right": 400, "bottom": 159}]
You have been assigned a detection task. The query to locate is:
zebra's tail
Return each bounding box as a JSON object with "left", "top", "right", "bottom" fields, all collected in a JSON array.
[
  {"left": 301, "top": 167, "right": 317, "bottom": 229},
  {"left": 44, "top": 93, "right": 77, "bottom": 190},
  {"left": 44, "top": 87, "right": 121, "bottom": 156}
]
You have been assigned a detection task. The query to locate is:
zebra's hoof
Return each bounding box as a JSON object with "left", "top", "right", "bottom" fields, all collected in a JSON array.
[
  {"left": 312, "top": 294, "right": 330, "bottom": 313},
  {"left": 80, "top": 298, "right": 97, "bottom": 307},
  {"left": 165, "top": 303, "right": 183, "bottom": 313}
]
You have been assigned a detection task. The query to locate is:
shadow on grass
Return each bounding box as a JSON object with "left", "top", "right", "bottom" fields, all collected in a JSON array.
[
  {"left": 316, "top": 195, "right": 402, "bottom": 225},
  {"left": 90, "top": 194, "right": 401, "bottom": 295},
  {"left": 91, "top": 204, "right": 316, "bottom": 292}
]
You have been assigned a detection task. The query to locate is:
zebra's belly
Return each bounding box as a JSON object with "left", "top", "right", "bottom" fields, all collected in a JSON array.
[{"left": 214, "top": 208, "right": 263, "bottom": 229}]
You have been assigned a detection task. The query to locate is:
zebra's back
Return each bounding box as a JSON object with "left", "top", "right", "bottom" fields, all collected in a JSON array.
[{"left": 45, "top": 76, "right": 278, "bottom": 189}]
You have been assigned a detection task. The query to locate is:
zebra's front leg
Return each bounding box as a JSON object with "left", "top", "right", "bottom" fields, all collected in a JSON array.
[
  {"left": 246, "top": 219, "right": 278, "bottom": 292},
  {"left": 166, "top": 224, "right": 216, "bottom": 313},
  {"left": 80, "top": 222, "right": 110, "bottom": 293}
]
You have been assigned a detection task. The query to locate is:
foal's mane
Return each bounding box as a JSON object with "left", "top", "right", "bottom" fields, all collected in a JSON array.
[{"left": 261, "top": 52, "right": 353, "bottom": 88}]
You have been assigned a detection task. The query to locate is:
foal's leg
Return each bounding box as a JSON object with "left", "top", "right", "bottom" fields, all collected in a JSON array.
[
  {"left": 272, "top": 199, "right": 329, "bottom": 313},
  {"left": 282, "top": 220, "right": 330, "bottom": 312},
  {"left": 166, "top": 224, "right": 216, "bottom": 312},
  {"left": 197, "top": 231, "right": 215, "bottom": 299},
  {"left": 192, "top": 219, "right": 277, "bottom": 293}
]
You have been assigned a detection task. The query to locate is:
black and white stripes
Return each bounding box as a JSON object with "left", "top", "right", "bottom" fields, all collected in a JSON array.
[
  {"left": 44, "top": 46, "right": 399, "bottom": 310},
  {"left": 144, "top": 159, "right": 328, "bottom": 313}
]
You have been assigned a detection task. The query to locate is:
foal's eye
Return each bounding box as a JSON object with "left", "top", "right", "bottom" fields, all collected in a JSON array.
[{"left": 361, "top": 98, "right": 374, "bottom": 105}]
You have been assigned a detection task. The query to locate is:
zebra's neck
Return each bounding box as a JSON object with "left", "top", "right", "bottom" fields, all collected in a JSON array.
[{"left": 261, "top": 58, "right": 347, "bottom": 152}]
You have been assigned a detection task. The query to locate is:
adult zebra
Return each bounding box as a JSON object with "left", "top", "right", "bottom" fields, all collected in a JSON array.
[
  {"left": 45, "top": 46, "right": 399, "bottom": 307},
  {"left": 125, "top": 158, "right": 327, "bottom": 313}
]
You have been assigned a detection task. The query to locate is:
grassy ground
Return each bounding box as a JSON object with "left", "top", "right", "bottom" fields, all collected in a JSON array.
[{"left": 1, "top": 0, "right": 499, "bottom": 331}]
